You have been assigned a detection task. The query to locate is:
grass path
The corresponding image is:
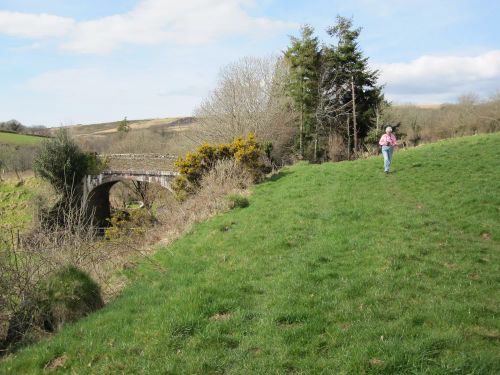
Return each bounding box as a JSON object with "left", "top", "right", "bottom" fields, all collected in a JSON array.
[{"left": 1, "top": 134, "right": 499, "bottom": 374}]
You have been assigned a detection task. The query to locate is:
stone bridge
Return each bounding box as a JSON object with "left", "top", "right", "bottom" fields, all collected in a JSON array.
[{"left": 82, "top": 154, "right": 179, "bottom": 226}]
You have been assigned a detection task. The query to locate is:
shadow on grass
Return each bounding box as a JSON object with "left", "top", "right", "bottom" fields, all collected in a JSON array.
[{"left": 265, "top": 170, "right": 293, "bottom": 183}]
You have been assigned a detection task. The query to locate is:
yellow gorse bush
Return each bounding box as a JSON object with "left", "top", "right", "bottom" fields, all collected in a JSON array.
[{"left": 173, "top": 133, "right": 266, "bottom": 200}]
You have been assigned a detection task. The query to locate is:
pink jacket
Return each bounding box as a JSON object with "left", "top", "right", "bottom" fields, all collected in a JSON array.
[{"left": 379, "top": 133, "right": 397, "bottom": 146}]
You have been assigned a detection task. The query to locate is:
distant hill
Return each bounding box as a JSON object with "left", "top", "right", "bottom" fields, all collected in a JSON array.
[
  {"left": 54, "top": 117, "right": 196, "bottom": 138},
  {"left": 393, "top": 103, "right": 443, "bottom": 109}
]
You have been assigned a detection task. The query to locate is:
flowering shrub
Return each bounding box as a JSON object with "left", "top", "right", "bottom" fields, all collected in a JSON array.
[{"left": 173, "top": 134, "right": 267, "bottom": 200}]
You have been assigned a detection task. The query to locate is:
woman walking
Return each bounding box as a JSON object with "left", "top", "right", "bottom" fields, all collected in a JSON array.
[{"left": 379, "top": 126, "right": 397, "bottom": 173}]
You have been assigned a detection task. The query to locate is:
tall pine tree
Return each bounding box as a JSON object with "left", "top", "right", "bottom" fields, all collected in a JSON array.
[
  {"left": 320, "top": 16, "right": 384, "bottom": 157},
  {"left": 284, "top": 25, "right": 321, "bottom": 159}
]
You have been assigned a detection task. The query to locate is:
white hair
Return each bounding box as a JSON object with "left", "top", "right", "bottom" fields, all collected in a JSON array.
[{"left": 385, "top": 126, "right": 393, "bottom": 133}]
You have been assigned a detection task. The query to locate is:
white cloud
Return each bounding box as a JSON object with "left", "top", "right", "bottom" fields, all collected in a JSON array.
[
  {"left": 377, "top": 50, "right": 500, "bottom": 102},
  {"left": 0, "top": 11, "right": 74, "bottom": 38},
  {"left": 17, "top": 65, "right": 212, "bottom": 125},
  {"left": 0, "top": 0, "right": 295, "bottom": 53}
]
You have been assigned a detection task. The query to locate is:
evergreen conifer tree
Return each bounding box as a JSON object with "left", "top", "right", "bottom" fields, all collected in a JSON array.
[
  {"left": 320, "top": 16, "right": 384, "bottom": 157},
  {"left": 117, "top": 116, "right": 130, "bottom": 134},
  {"left": 284, "top": 25, "right": 321, "bottom": 159}
]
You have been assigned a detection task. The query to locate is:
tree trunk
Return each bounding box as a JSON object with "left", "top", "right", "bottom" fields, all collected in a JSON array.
[
  {"left": 351, "top": 76, "right": 358, "bottom": 154},
  {"left": 299, "top": 105, "right": 304, "bottom": 157},
  {"left": 347, "top": 114, "right": 351, "bottom": 159},
  {"left": 299, "top": 80, "right": 304, "bottom": 157},
  {"left": 375, "top": 105, "right": 381, "bottom": 133},
  {"left": 314, "top": 134, "right": 318, "bottom": 162}
]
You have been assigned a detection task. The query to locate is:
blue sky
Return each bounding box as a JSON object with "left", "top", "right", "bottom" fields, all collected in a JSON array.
[{"left": 1, "top": 0, "right": 499, "bottom": 126}]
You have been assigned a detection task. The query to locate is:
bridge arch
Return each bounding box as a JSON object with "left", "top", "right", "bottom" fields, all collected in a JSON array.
[
  {"left": 83, "top": 172, "right": 178, "bottom": 227},
  {"left": 82, "top": 154, "right": 179, "bottom": 227}
]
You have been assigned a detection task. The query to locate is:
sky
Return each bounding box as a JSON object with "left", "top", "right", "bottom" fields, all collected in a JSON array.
[{"left": 0, "top": 0, "right": 499, "bottom": 126}]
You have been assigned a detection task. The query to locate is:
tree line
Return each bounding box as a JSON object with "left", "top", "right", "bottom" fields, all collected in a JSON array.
[
  {"left": 284, "top": 16, "right": 384, "bottom": 161},
  {"left": 0, "top": 119, "right": 50, "bottom": 137},
  {"left": 194, "top": 16, "right": 384, "bottom": 163}
]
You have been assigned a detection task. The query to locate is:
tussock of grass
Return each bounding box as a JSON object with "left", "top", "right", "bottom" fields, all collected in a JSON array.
[
  {"left": 227, "top": 194, "right": 250, "bottom": 209},
  {"left": 1, "top": 134, "right": 499, "bottom": 374}
]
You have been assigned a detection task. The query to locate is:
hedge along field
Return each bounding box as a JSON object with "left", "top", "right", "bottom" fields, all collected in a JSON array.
[
  {"left": 1, "top": 133, "right": 499, "bottom": 374},
  {"left": 0, "top": 132, "right": 47, "bottom": 145}
]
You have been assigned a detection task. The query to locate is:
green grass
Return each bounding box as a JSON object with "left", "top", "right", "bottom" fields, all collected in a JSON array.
[
  {"left": 0, "top": 132, "right": 47, "bottom": 145},
  {"left": 0, "top": 177, "right": 45, "bottom": 228},
  {"left": 1, "top": 133, "right": 499, "bottom": 374}
]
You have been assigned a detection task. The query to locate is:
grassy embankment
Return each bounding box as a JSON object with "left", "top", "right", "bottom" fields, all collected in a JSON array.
[
  {"left": 1, "top": 133, "right": 499, "bottom": 374},
  {"left": 0, "top": 177, "right": 47, "bottom": 229}
]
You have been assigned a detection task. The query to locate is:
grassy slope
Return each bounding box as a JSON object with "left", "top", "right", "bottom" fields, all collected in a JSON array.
[
  {"left": 0, "top": 132, "right": 46, "bottom": 145},
  {"left": 1, "top": 134, "right": 499, "bottom": 374},
  {"left": 0, "top": 177, "right": 45, "bottom": 228}
]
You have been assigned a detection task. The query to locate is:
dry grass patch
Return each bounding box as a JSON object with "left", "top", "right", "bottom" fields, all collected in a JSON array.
[{"left": 155, "top": 159, "right": 253, "bottom": 248}]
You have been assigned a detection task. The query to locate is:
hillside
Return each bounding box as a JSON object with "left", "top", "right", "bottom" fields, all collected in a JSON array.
[
  {"left": 1, "top": 134, "right": 499, "bottom": 374},
  {"left": 58, "top": 117, "right": 196, "bottom": 137},
  {"left": 0, "top": 132, "right": 45, "bottom": 175}
]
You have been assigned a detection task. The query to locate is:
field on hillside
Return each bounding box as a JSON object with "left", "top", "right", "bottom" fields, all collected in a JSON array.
[
  {"left": 0, "top": 132, "right": 46, "bottom": 174},
  {"left": 62, "top": 117, "right": 195, "bottom": 137},
  {"left": 0, "top": 132, "right": 47, "bottom": 145},
  {"left": 57, "top": 117, "right": 198, "bottom": 155},
  {"left": 1, "top": 133, "right": 499, "bottom": 374}
]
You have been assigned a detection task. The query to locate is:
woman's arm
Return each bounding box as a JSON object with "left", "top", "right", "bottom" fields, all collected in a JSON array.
[
  {"left": 379, "top": 134, "right": 387, "bottom": 146},
  {"left": 391, "top": 134, "right": 398, "bottom": 147}
]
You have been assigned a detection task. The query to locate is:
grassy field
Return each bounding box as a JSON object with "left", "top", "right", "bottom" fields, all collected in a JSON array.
[
  {"left": 0, "top": 132, "right": 47, "bottom": 145},
  {"left": 1, "top": 133, "right": 499, "bottom": 374}
]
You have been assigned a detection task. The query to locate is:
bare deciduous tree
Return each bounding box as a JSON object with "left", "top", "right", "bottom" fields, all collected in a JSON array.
[
  {"left": 194, "top": 56, "right": 296, "bottom": 162},
  {"left": 382, "top": 95, "right": 500, "bottom": 145}
]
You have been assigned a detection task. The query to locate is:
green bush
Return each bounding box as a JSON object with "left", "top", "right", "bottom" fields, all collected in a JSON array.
[
  {"left": 227, "top": 194, "right": 249, "bottom": 209},
  {"left": 104, "top": 208, "right": 156, "bottom": 239},
  {"left": 85, "top": 153, "right": 108, "bottom": 175},
  {"left": 37, "top": 266, "right": 104, "bottom": 331},
  {"left": 171, "top": 175, "right": 194, "bottom": 202},
  {"left": 32, "top": 129, "right": 88, "bottom": 194},
  {"left": 3, "top": 266, "right": 103, "bottom": 351}
]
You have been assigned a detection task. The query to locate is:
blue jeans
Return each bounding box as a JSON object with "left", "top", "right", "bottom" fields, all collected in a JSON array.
[{"left": 381, "top": 146, "right": 393, "bottom": 172}]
